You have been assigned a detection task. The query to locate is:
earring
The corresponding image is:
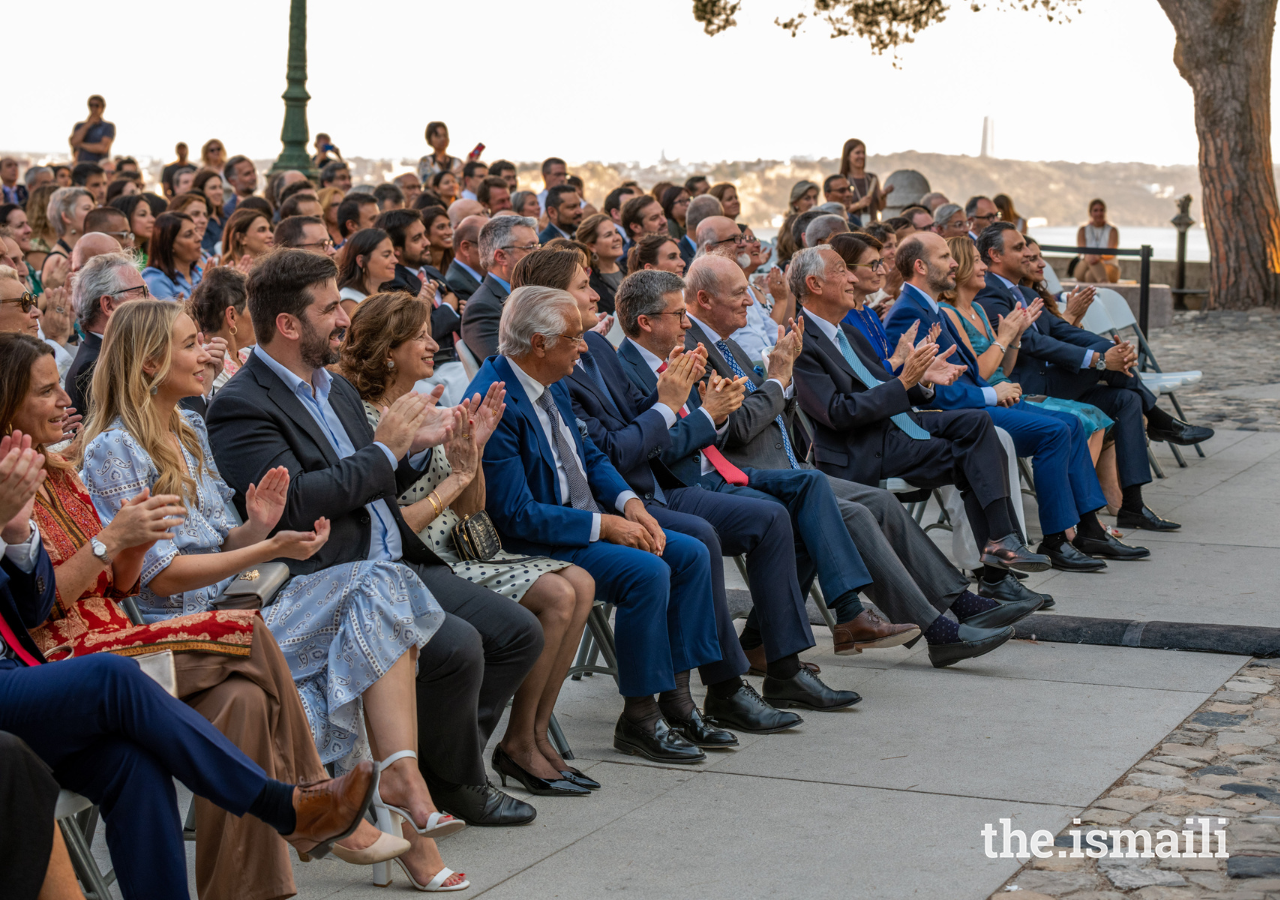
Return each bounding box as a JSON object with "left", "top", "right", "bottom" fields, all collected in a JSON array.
[
  {"left": 150, "top": 384, "right": 159, "bottom": 395},
  {"left": 229, "top": 324, "right": 238, "bottom": 337},
  {"left": 387, "top": 360, "right": 395, "bottom": 370}
]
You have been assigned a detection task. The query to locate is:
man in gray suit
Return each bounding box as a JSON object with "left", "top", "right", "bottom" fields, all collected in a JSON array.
[
  {"left": 458, "top": 215, "right": 539, "bottom": 360},
  {"left": 444, "top": 214, "right": 487, "bottom": 305},
  {"left": 680, "top": 256, "right": 1046, "bottom": 667}
]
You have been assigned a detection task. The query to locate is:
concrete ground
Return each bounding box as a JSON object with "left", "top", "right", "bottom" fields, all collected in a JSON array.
[{"left": 95, "top": 430, "right": 1278, "bottom": 899}]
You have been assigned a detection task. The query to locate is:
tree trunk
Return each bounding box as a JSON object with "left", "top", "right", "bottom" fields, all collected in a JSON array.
[{"left": 1159, "top": 0, "right": 1280, "bottom": 310}]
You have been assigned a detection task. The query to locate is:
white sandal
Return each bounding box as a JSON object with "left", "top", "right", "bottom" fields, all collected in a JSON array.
[
  {"left": 394, "top": 859, "right": 470, "bottom": 892},
  {"left": 373, "top": 750, "right": 467, "bottom": 838}
]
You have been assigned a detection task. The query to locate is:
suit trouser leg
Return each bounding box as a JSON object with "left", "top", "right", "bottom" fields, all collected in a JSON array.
[
  {"left": 1077, "top": 384, "right": 1152, "bottom": 489},
  {"left": 821, "top": 475, "right": 968, "bottom": 626},
  {"left": 0, "top": 731, "right": 61, "bottom": 900},
  {"left": 987, "top": 405, "right": 1083, "bottom": 534},
  {"left": 552, "top": 533, "right": 721, "bottom": 697},
  {"left": 660, "top": 488, "right": 813, "bottom": 672},
  {"left": 0, "top": 654, "right": 273, "bottom": 900},
  {"left": 409, "top": 562, "right": 543, "bottom": 787}
]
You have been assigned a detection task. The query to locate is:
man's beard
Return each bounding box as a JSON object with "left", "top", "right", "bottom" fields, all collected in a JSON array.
[
  {"left": 926, "top": 261, "right": 956, "bottom": 294},
  {"left": 736, "top": 253, "right": 752, "bottom": 269},
  {"left": 299, "top": 316, "right": 341, "bottom": 368}
]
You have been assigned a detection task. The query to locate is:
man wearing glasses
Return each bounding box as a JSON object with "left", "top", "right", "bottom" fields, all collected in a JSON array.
[
  {"left": 0, "top": 270, "right": 41, "bottom": 337},
  {"left": 64, "top": 253, "right": 150, "bottom": 418},
  {"left": 460, "top": 216, "right": 541, "bottom": 359},
  {"left": 694, "top": 216, "right": 782, "bottom": 363},
  {"left": 274, "top": 215, "right": 337, "bottom": 258},
  {"left": 965, "top": 196, "right": 1001, "bottom": 242}
]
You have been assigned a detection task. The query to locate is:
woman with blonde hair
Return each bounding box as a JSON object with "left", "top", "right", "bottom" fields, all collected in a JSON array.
[
  {"left": 24, "top": 183, "right": 60, "bottom": 274},
  {"left": 318, "top": 185, "right": 345, "bottom": 246},
  {"left": 344, "top": 292, "right": 599, "bottom": 796},
  {"left": 80, "top": 300, "right": 470, "bottom": 892}
]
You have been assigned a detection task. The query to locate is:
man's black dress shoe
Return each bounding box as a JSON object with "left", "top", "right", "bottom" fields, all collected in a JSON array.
[
  {"left": 928, "top": 623, "right": 1013, "bottom": 668},
  {"left": 433, "top": 780, "right": 537, "bottom": 826},
  {"left": 613, "top": 716, "right": 706, "bottom": 764},
  {"left": 955, "top": 591, "right": 1041, "bottom": 629},
  {"left": 1072, "top": 532, "right": 1150, "bottom": 560},
  {"left": 491, "top": 745, "right": 590, "bottom": 797},
  {"left": 981, "top": 533, "right": 1051, "bottom": 573},
  {"left": 978, "top": 572, "right": 1054, "bottom": 610},
  {"left": 762, "top": 668, "right": 860, "bottom": 711},
  {"left": 1148, "top": 419, "right": 1215, "bottom": 446},
  {"left": 1115, "top": 506, "right": 1181, "bottom": 532},
  {"left": 704, "top": 682, "right": 803, "bottom": 734},
  {"left": 559, "top": 767, "right": 601, "bottom": 791},
  {"left": 1037, "top": 540, "right": 1107, "bottom": 572},
  {"left": 665, "top": 707, "right": 739, "bottom": 748}
]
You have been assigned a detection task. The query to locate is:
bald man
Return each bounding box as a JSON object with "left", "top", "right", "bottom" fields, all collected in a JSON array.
[
  {"left": 448, "top": 199, "right": 485, "bottom": 229},
  {"left": 70, "top": 232, "right": 123, "bottom": 272}
]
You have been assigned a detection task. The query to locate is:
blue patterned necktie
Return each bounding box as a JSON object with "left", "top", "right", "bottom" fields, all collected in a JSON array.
[
  {"left": 833, "top": 329, "right": 931, "bottom": 441},
  {"left": 714, "top": 340, "right": 800, "bottom": 469}
]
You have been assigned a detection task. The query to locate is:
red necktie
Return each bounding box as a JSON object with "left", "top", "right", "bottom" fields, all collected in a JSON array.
[
  {"left": 658, "top": 363, "right": 749, "bottom": 487},
  {"left": 0, "top": 609, "right": 42, "bottom": 666}
]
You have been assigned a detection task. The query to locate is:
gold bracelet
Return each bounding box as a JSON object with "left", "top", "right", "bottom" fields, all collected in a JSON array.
[{"left": 427, "top": 491, "right": 443, "bottom": 516}]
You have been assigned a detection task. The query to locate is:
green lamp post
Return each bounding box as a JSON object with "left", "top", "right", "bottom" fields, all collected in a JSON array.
[{"left": 271, "top": 0, "right": 315, "bottom": 177}]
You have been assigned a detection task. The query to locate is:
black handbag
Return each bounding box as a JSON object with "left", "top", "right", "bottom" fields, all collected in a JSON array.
[{"left": 451, "top": 511, "right": 504, "bottom": 561}]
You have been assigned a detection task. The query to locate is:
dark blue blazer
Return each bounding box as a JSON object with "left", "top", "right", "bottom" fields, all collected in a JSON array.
[
  {"left": 565, "top": 333, "right": 672, "bottom": 500},
  {"left": 973, "top": 273, "right": 1108, "bottom": 391},
  {"left": 882, "top": 284, "right": 990, "bottom": 411},
  {"left": 615, "top": 339, "right": 720, "bottom": 487},
  {"left": 466, "top": 354, "right": 633, "bottom": 554},
  {"left": 0, "top": 542, "right": 57, "bottom": 665},
  {"left": 678, "top": 235, "right": 697, "bottom": 270},
  {"left": 538, "top": 222, "right": 574, "bottom": 246}
]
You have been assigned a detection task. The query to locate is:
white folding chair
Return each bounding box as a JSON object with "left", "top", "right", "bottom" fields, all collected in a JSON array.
[
  {"left": 454, "top": 338, "right": 481, "bottom": 381},
  {"left": 605, "top": 316, "right": 626, "bottom": 348},
  {"left": 58, "top": 789, "right": 116, "bottom": 899}
]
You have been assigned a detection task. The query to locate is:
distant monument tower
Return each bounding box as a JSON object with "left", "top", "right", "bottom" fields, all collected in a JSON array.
[{"left": 980, "top": 117, "right": 995, "bottom": 159}]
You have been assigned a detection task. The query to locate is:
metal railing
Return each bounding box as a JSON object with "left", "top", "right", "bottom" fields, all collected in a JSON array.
[{"left": 1036, "top": 243, "right": 1154, "bottom": 333}]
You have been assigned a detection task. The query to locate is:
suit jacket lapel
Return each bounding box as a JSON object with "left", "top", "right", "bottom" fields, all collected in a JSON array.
[
  {"left": 249, "top": 355, "right": 341, "bottom": 466},
  {"left": 494, "top": 356, "right": 560, "bottom": 500},
  {"left": 567, "top": 361, "right": 620, "bottom": 419},
  {"left": 803, "top": 310, "right": 868, "bottom": 386}
]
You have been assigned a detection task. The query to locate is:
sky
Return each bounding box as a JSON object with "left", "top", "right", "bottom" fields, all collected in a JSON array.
[{"left": 8, "top": 0, "right": 1274, "bottom": 167}]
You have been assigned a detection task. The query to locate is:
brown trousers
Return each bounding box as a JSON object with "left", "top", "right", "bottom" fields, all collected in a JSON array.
[{"left": 176, "top": 618, "right": 326, "bottom": 900}]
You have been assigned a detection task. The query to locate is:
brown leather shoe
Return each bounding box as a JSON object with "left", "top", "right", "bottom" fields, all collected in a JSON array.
[
  {"left": 831, "top": 611, "right": 921, "bottom": 655},
  {"left": 743, "top": 642, "right": 820, "bottom": 677},
  {"left": 286, "top": 760, "right": 378, "bottom": 860}
]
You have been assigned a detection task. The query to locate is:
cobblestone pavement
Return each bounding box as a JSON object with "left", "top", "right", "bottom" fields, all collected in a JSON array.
[
  {"left": 1148, "top": 309, "right": 1280, "bottom": 432},
  {"left": 995, "top": 659, "right": 1280, "bottom": 900}
]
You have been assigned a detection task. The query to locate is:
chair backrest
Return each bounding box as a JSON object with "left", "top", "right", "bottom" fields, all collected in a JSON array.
[
  {"left": 1075, "top": 293, "right": 1115, "bottom": 335},
  {"left": 1042, "top": 257, "right": 1065, "bottom": 295},
  {"left": 605, "top": 316, "right": 626, "bottom": 348},
  {"left": 1096, "top": 288, "right": 1138, "bottom": 333},
  {"left": 454, "top": 338, "right": 481, "bottom": 380}
]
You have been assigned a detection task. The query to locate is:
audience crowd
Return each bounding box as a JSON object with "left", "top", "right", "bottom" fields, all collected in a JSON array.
[{"left": 0, "top": 100, "right": 1217, "bottom": 899}]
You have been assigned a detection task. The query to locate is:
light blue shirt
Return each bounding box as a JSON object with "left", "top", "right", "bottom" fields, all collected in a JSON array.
[
  {"left": 990, "top": 273, "right": 1094, "bottom": 371},
  {"left": 729, "top": 286, "right": 779, "bottom": 363},
  {"left": 142, "top": 264, "right": 203, "bottom": 300},
  {"left": 902, "top": 283, "right": 997, "bottom": 407},
  {"left": 254, "top": 345, "right": 404, "bottom": 562},
  {"left": 490, "top": 273, "right": 511, "bottom": 293}
]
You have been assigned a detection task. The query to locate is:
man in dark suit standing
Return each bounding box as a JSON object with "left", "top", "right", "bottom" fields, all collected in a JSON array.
[
  {"left": 538, "top": 184, "right": 582, "bottom": 245},
  {"left": 444, "top": 214, "right": 487, "bottom": 304},
  {"left": 459, "top": 215, "right": 539, "bottom": 360},
  {"left": 973, "top": 222, "right": 1211, "bottom": 531},
  {"left": 465, "top": 285, "right": 728, "bottom": 764},
  {"left": 207, "top": 250, "right": 543, "bottom": 827}
]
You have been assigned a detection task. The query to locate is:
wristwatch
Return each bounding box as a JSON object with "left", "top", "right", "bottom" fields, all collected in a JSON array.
[
  {"left": 1093, "top": 352, "right": 1107, "bottom": 371},
  {"left": 90, "top": 537, "right": 112, "bottom": 564}
]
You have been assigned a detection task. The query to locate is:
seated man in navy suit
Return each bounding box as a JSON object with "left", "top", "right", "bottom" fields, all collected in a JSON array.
[
  {"left": 466, "top": 285, "right": 726, "bottom": 765},
  {"left": 881, "top": 232, "right": 1150, "bottom": 572},
  {"left": 508, "top": 251, "right": 859, "bottom": 724},
  {"left": 0, "top": 433, "right": 375, "bottom": 900},
  {"left": 974, "top": 222, "right": 1212, "bottom": 532},
  {"left": 639, "top": 262, "right": 1040, "bottom": 669}
]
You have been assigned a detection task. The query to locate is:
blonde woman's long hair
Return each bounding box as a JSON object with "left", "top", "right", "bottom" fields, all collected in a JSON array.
[
  {"left": 78, "top": 300, "right": 208, "bottom": 502},
  {"left": 940, "top": 237, "right": 980, "bottom": 304}
]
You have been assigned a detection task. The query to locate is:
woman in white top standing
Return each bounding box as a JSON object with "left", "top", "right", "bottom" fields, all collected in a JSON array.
[
  {"left": 839, "top": 138, "right": 892, "bottom": 223},
  {"left": 336, "top": 227, "right": 398, "bottom": 316},
  {"left": 1076, "top": 198, "right": 1120, "bottom": 283}
]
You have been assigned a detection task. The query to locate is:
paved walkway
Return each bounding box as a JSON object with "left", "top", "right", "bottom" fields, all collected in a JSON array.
[{"left": 107, "top": 315, "right": 1278, "bottom": 899}]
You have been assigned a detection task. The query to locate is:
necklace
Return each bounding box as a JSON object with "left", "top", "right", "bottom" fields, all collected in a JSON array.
[{"left": 853, "top": 305, "right": 890, "bottom": 358}]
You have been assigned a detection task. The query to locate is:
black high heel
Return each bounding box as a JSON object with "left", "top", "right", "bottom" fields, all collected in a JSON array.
[
  {"left": 559, "top": 766, "right": 601, "bottom": 791},
  {"left": 491, "top": 746, "right": 590, "bottom": 797}
]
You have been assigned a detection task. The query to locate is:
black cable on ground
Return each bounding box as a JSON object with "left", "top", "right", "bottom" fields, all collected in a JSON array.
[{"left": 1011, "top": 614, "right": 1280, "bottom": 658}]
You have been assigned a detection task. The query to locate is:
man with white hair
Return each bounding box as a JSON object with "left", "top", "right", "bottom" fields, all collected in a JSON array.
[
  {"left": 459, "top": 215, "right": 539, "bottom": 359},
  {"left": 466, "top": 285, "right": 725, "bottom": 764},
  {"left": 695, "top": 216, "right": 783, "bottom": 362},
  {"left": 932, "top": 203, "right": 968, "bottom": 239},
  {"left": 64, "top": 252, "right": 149, "bottom": 417},
  {"left": 804, "top": 213, "right": 850, "bottom": 248}
]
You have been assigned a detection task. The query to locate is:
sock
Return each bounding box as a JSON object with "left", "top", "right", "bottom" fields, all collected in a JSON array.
[
  {"left": 766, "top": 654, "right": 801, "bottom": 680},
  {"left": 1076, "top": 513, "right": 1107, "bottom": 541},
  {"left": 981, "top": 565, "right": 1008, "bottom": 585},
  {"left": 1121, "top": 484, "right": 1144, "bottom": 512},
  {"left": 829, "top": 591, "right": 865, "bottom": 624},
  {"left": 951, "top": 590, "right": 999, "bottom": 618},
  {"left": 623, "top": 695, "right": 663, "bottom": 732},
  {"left": 738, "top": 620, "right": 763, "bottom": 651},
  {"left": 983, "top": 499, "right": 1015, "bottom": 542},
  {"left": 658, "top": 670, "right": 697, "bottom": 720},
  {"left": 706, "top": 676, "right": 745, "bottom": 701},
  {"left": 1041, "top": 531, "right": 1068, "bottom": 550},
  {"left": 923, "top": 615, "right": 960, "bottom": 645},
  {"left": 1146, "top": 406, "right": 1174, "bottom": 429},
  {"left": 248, "top": 779, "right": 297, "bottom": 835}
]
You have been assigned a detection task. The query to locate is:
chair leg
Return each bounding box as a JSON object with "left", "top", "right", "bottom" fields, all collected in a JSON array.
[
  {"left": 586, "top": 605, "right": 620, "bottom": 684},
  {"left": 183, "top": 795, "right": 197, "bottom": 841},
  {"left": 1017, "top": 457, "right": 1037, "bottom": 499},
  {"left": 60, "top": 817, "right": 115, "bottom": 900},
  {"left": 1167, "top": 392, "right": 1206, "bottom": 458},
  {"left": 548, "top": 713, "right": 574, "bottom": 761},
  {"left": 1169, "top": 442, "right": 1187, "bottom": 468},
  {"left": 1147, "top": 443, "right": 1166, "bottom": 479},
  {"left": 807, "top": 582, "right": 840, "bottom": 632},
  {"left": 570, "top": 630, "right": 596, "bottom": 680},
  {"left": 732, "top": 555, "right": 750, "bottom": 587}
]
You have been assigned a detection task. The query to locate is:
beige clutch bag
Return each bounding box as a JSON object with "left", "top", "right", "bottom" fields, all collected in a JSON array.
[{"left": 134, "top": 649, "right": 179, "bottom": 697}]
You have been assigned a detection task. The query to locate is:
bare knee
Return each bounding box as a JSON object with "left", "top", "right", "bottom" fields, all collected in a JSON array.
[{"left": 522, "top": 573, "right": 576, "bottom": 631}]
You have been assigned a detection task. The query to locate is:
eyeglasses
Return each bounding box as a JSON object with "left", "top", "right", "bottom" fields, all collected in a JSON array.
[
  {"left": 552, "top": 332, "right": 587, "bottom": 344},
  {"left": 851, "top": 259, "right": 885, "bottom": 273},
  {"left": 1, "top": 291, "right": 37, "bottom": 313},
  {"left": 707, "top": 234, "right": 748, "bottom": 248},
  {"left": 296, "top": 239, "right": 334, "bottom": 251},
  {"left": 501, "top": 241, "right": 541, "bottom": 253},
  {"left": 970, "top": 213, "right": 999, "bottom": 223},
  {"left": 647, "top": 308, "right": 689, "bottom": 319},
  {"left": 107, "top": 283, "right": 150, "bottom": 299}
]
